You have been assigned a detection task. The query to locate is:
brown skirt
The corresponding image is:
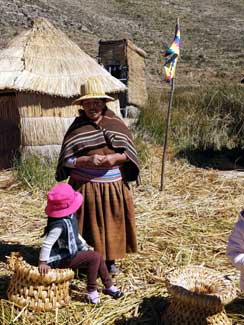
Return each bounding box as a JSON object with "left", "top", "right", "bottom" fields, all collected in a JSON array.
[{"left": 69, "top": 179, "right": 137, "bottom": 260}]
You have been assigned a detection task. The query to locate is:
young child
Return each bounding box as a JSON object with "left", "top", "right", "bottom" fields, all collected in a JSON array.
[
  {"left": 38, "top": 183, "right": 124, "bottom": 304},
  {"left": 226, "top": 209, "right": 244, "bottom": 291}
]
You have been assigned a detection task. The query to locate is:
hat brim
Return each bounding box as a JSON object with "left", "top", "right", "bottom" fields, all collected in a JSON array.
[
  {"left": 45, "top": 191, "right": 83, "bottom": 218},
  {"left": 72, "top": 94, "right": 114, "bottom": 105}
]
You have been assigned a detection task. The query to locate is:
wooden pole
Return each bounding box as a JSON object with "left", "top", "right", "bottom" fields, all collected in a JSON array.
[{"left": 160, "top": 77, "right": 175, "bottom": 191}]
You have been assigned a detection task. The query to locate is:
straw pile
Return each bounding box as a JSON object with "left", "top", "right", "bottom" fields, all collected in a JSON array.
[
  {"left": 163, "top": 265, "right": 236, "bottom": 324},
  {"left": 0, "top": 170, "right": 16, "bottom": 189},
  {"left": 7, "top": 252, "right": 74, "bottom": 312},
  {"left": 0, "top": 145, "right": 244, "bottom": 324},
  {"left": 0, "top": 17, "right": 126, "bottom": 97}
]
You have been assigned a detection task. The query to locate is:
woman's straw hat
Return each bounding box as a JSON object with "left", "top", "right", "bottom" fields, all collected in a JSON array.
[{"left": 72, "top": 76, "right": 114, "bottom": 105}]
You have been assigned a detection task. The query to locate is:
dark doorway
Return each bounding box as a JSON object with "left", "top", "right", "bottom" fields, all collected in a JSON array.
[{"left": 0, "top": 92, "right": 20, "bottom": 169}]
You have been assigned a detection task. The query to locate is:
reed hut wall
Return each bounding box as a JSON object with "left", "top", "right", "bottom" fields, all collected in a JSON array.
[
  {"left": 16, "top": 92, "right": 80, "bottom": 157},
  {"left": 0, "top": 90, "right": 123, "bottom": 168},
  {"left": 0, "top": 91, "right": 81, "bottom": 167},
  {"left": 22, "top": 144, "right": 64, "bottom": 157},
  {"left": 106, "top": 98, "right": 122, "bottom": 118},
  {"left": 126, "top": 41, "right": 148, "bottom": 108},
  {"left": 99, "top": 39, "right": 147, "bottom": 108}
]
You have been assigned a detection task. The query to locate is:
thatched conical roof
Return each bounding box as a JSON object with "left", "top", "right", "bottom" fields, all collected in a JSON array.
[{"left": 0, "top": 17, "right": 126, "bottom": 97}]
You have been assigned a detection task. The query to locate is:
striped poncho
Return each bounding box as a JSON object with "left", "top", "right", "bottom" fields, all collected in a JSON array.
[{"left": 55, "top": 108, "right": 140, "bottom": 183}]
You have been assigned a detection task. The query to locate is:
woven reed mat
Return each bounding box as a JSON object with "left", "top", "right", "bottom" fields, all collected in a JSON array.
[
  {"left": 163, "top": 265, "right": 236, "bottom": 325},
  {"left": 7, "top": 252, "right": 74, "bottom": 312}
]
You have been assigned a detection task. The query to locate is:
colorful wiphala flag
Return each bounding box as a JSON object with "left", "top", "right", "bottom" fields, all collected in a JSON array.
[{"left": 164, "top": 21, "right": 180, "bottom": 82}]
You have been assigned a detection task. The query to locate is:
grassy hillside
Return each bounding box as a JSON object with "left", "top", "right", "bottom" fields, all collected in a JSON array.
[
  {"left": 137, "top": 83, "right": 244, "bottom": 153},
  {"left": 0, "top": 0, "right": 243, "bottom": 88}
]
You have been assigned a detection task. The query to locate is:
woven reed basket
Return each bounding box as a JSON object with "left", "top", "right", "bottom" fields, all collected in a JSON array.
[
  {"left": 7, "top": 252, "right": 74, "bottom": 312},
  {"left": 163, "top": 265, "right": 236, "bottom": 325}
]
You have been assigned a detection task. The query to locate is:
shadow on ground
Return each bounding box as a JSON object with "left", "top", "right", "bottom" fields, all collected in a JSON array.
[
  {"left": 0, "top": 241, "right": 39, "bottom": 299},
  {"left": 226, "top": 295, "right": 244, "bottom": 324},
  {"left": 177, "top": 148, "right": 244, "bottom": 170},
  {"left": 0, "top": 275, "right": 10, "bottom": 299},
  {"left": 0, "top": 240, "right": 39, "bottom": 265},
  {"left": 113, "top": 295, "right": 244, "bottom": 325},
  {"left": 114, "top": 295, "right": 168, "bottom": 325}
]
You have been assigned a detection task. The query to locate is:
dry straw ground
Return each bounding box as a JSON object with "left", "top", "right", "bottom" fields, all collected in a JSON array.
[{"left": 0, "top": 145, "right": 244, "bottom": 324}]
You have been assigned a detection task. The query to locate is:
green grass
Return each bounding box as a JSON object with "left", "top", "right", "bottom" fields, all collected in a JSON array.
[
  {"left": 13, "top": 154, "right": 58, "bottom": 192},
  {"left": 133, "top": 133, "right": 150, "bottom": 165},
  {"left": 137, "top": 83, "right": 244, "bottom": 153}
]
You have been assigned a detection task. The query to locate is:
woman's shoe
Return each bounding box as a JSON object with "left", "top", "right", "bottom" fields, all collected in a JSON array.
[
  {"left": 102, "top": 286, "right": 124, "bottom": 299},
  {"left": 106, "top": 260, "right": 120, "bottom": 274},
  {"left": 109, "top": 264, "right": 120, "bottom": 275}
]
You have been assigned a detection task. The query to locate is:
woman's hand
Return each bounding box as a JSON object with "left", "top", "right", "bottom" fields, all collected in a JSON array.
[
  {"left": 101, "top": 154, "right": 118, "bottom": 167},
  {"left": 75, "top": 153, "right": 127, "bottom": 168},
  {"left": 76, "top": 154, "right": 105, "bottom": 167},
  {"left": 38, "top": 261, "right": 51, "bottom": 275},
  {"left": 89, "top": 154, "right": 106, "bottom": 166},
  {"left": 101, "top": 153, "right": 128, "bottom": 167}
]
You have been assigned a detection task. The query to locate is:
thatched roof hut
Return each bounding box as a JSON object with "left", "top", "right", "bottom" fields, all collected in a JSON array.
[
  {"left": 98, "top": 39, "right": 148, "bottom": 110},
  {"left": 0, "top": 17, "right": 126, "bottom": 168}
]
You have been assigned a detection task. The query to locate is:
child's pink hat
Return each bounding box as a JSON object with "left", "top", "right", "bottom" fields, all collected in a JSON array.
[{"left": 45, "top": 183, "right": 83, "bottom": 218}]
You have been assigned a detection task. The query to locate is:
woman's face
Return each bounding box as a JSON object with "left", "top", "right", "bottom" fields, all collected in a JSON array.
[{"left": 82, "top": 99, "right": 105, "bottom": 121}]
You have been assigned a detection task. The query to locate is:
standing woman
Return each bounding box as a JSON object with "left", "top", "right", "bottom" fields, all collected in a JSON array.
[{"left": 56, "top": 77, "right": 140, "bottom": 273}]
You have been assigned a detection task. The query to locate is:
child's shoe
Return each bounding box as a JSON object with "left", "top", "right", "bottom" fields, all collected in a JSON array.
[
  {"left": 102, "top": 285, "right": 124, "bottom": 299},
  {"left": 87, "top": 290, "right": 100, "bottom": 304}
]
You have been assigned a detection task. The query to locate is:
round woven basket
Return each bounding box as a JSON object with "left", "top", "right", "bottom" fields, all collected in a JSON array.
[
  {"left": 163, "top": 265, "right": 236, "bottom": 325},
  {"left": 7, "top": 252, "right": 74, "bottom": 312}
]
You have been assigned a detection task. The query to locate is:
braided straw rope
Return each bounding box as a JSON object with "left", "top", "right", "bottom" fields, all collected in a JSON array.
[
  {"left": 7, "top": 252, "right": 74, "bottom": 312},
  {"left": 163, "top": 265, "right": 236, "bottom": 325}
]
